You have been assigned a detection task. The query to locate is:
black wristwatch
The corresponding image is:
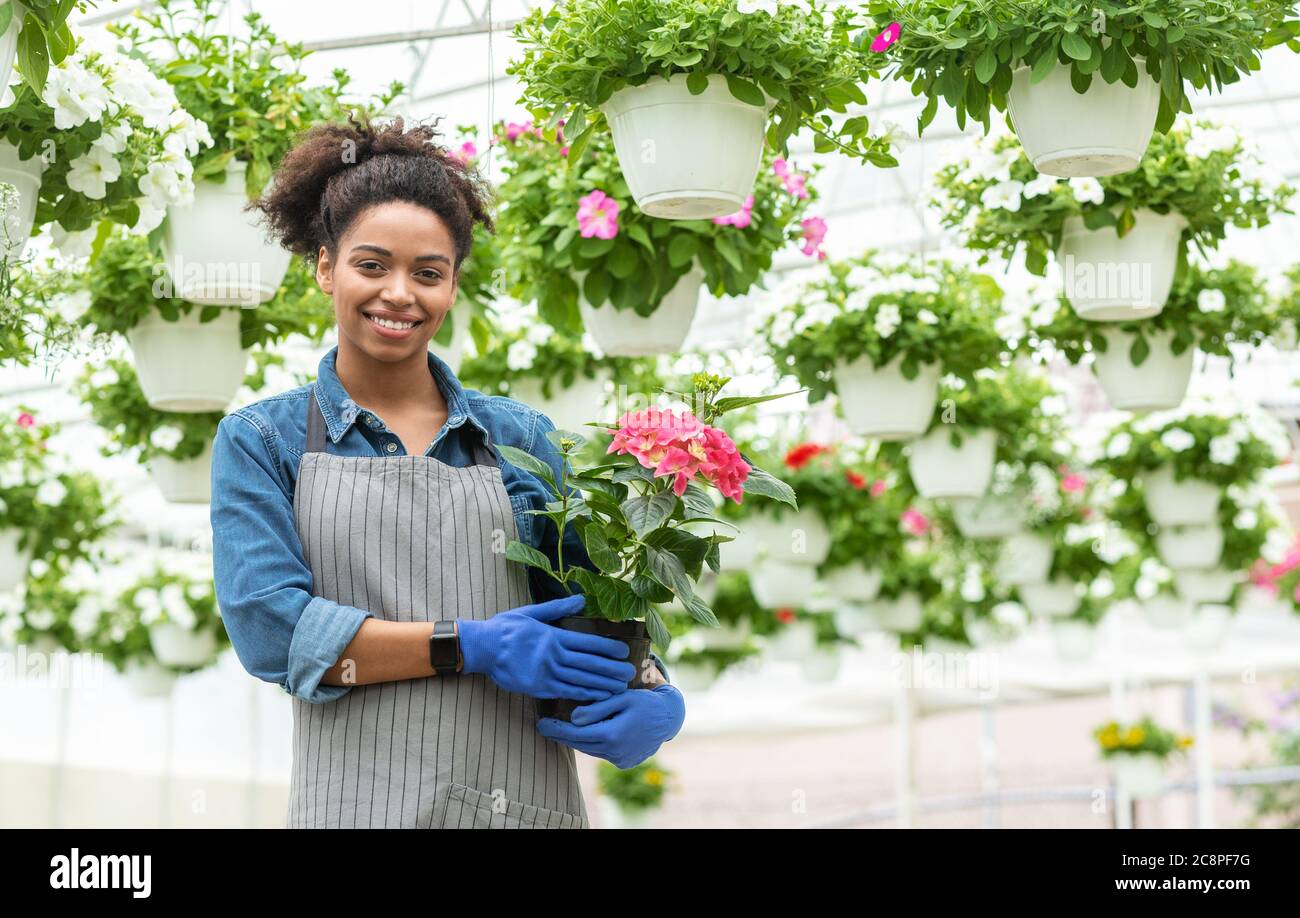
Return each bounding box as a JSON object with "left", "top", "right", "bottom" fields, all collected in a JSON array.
[{"left": 429, "top": 620, "right": 462, "bottom": 675}]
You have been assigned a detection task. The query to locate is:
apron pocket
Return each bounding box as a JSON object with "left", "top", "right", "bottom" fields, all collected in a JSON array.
[{"left": 438, "top": 781, "right": 588, "bottom": 829}]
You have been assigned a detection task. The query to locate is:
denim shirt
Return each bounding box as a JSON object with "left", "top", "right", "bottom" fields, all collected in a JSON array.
[{"left": 209, "top": 346, "right": 664, "bottom": 704}]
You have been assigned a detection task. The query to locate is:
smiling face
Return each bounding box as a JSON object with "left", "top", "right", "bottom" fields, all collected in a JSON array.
[{"left": 316, "top": 200, "right": 459, "bottom": 363}]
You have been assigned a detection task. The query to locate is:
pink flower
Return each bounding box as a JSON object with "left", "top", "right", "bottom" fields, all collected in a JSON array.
[
  {"left": 712, "top": 194, "right": 755, "bottom": 228},
  {"left": 901, "top": 508, "right": 929, "bottom": 536},
  {"left": 559, "top": 146, "right": 570, "bottom": 158},
  {"left": 577, "top": 190, "right": 620, "bottom": 240},
  {"left": 16, "top": 412, "right": 35, "bottom": 428},
  {"left": 1060, "top": 473, "right": 1086, "bottom": 493},
  {"left": 870, "top": 479, "right": 888, "bottom": 497},
  {"left": 772, "top": 158, "right": 808, "bottom": 199},
  {"left": 505, "top": 120, "right": 534, "bottom": 142},
  {"left": 606, "top": 407, "right": 750, "bottom": 502},
  {"left": 870, "top": 22, "right": 901, "bottom": 53},
  {"left": 449, "top": 141, "right": 477, "bottom": 166},
  {"left": 800, "top": 216, "right": 827, "bottom": 258}
]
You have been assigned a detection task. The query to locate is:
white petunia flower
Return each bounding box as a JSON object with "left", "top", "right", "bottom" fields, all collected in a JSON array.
[
  {"left": 35, "top": 479, "right": 68, "bottom": 506},
  {"left": 506, "top": 340, "right": 538, "bottom": 372},
  {"left": 1233, "top": 508, "right": 1258, "bottom": 530},
  {"left": 41, "top": 62, "right": 111, "bottom": 129},
  {"left": 66, "top": 145, "right": 122, "bottom": 200},
  {"left": 980, "top": 179, "right": 1025, "bottom": 212},
  {"left": 874, "top": 302, "right": 902, "bottom": 338},
  {"left": 917, "top": 308, "right": 939, "bottom": 325},
  {"left": 1106, "top": 432, "right": 1132, "bottom": 459},
  {"left": 1209, "top": 435, "right": 1239, "bottom": 465},
  {"left": 1160, "top": 428, "right": 1195, "bottom": 453},
  {"left": 1197, "top": 288, "right": 1226, "bottom": 313},
  {"left": 1022, "top": 175, "right": 1058, "bottom": 199},
  {"left": 149, "top": 426, "right": 184, "bottom": 453},
  {"left": 1068, "top": 177, "right": 1105, "bottom": 205}
]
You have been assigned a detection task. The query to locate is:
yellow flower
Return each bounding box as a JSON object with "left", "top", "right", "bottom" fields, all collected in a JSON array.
[
  {"left": 645, "top": 769, "right": 663, "bottom": 786},
  {"left": 1100, "top": 733, "right": 1119, "bottom": 749},
  {"left": 1178, "top": 736, "right": 1194, "bottom": 749},
  {"left": 1124, "top": 726, "right": 1145, "bottom": 746}
]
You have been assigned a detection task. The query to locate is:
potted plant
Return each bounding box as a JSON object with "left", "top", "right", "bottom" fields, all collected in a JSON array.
[
  {"left": 0, "top": 407, "right": 117, "bottom": 592},
  {"left": 931, "top": 121, "right": 1291, "bottom": 321},
  {"left": 1094, "top": 715, "right": 1192, "bottom": 799},
  {"left": 1029, "top": 260, "right": 1277, "bottom": 412},
  {"left": 497, "top": 372, "right": 798, "bottom": 721},
  {"left": 874, "top": 0, "right": 1291, "bottom": 176},
  {"left": 114, "top": 0, "right": 399, "bottom": 305},
  {"left": 457, "top": 306, "right": 663, "bottom": 433},
  {"left": 595, "top": 757, "right": 671, "bottom": 829},
  {"left": 0, "top": 556, "right": 102, "bottom": 656},
  {"left": 926, "top": 548, "right": 1025, "bottom": 648},
  {"left": 0, "top": 32, "right": 213, "bottom": 260},
  {"left": 760, "top": 252, "right": 1006, "bottom": 440},
  {"left": 495, "top": 117, "right": 822, "bottom": 355},
  {"left": 129, "top": 566, "right": 227, "bottom": 669},
  {"left": 0, "top": 2, "right": 86, "bottom": 95},
  {"left": 1051, "top": 596, "right": 1110, "bottom": 663},
  {"left": 801, "top": 613, "right": 852, "bottom": 683},
  {"left": 510, "top": 0, "right": 895, "bottom": 219},
  {"left": 79, "top": 232, "right": 333, "bottom": 411},
  {"left": 863, "top": 544, "right": 943, "bottom": 636},
  {"left": 1013, "top": 463, "right": 1112, "bottom": 619},
  {"left": 0, "top": 247, "right": 86, "bottom": 368},
  {"left": 993, "top": 446, "right": 1093, "bottom": 591},
  {"left": 1100, "top": 405, "right": 1288, "bottom": 532}
]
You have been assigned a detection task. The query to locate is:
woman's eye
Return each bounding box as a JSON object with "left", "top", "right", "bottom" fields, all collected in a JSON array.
[{"left": 358, "top": 261, "right": 385, "bottom": 271}]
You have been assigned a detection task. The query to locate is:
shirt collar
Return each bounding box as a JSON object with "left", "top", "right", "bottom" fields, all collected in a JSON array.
[{"left": 313, "top": 346, "right": 489, "bottom": 446}]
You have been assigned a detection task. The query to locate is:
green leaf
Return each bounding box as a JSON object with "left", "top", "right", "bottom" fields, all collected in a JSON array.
[
  {"left": 631, "top": 572, "right": 674, "bottom": 604},
  {"left": 581, "top": 526, "right": 622, "bottom": 574},
  {"left": 1128, "top": 333, "right": 1151, "bottom": 367},
  {"left": 740, "top": 465, "right": 797, "bottom": 507},
  {"left": 667, "top": 232, "right": 698, "bottom": 268},
  {"left": 16, "top": 14, "right": 49, "bottom": 93},
  {"left": 644, "top": 607, "right": 671, "bottom": 654},
  {"left": 0, "top": 4, "right": 12, "bottom": 36},
  {"left": 1030, "top": 45, "right": 1058, "bottom": 84},
  {"left": 712, "top": 390, "right": 805, "bottom": 415},
  {"left": 621, "top": 490, "right": 677, "bottom": 538},
  {"left": 644, "top": 527, "right": 711, "bottom": 579},
  {"left": 495, "top": 444, "right": 556, "bottom": 487},
  {"left": 544, "top": 427, "right": 586, "bottom": 451},
  {"left": 505, "top": 540, "right": 553, "bottom": 574},
  {"left": 1061, "top": 32, "right": 1092, "bottom": 62},
  {"left": 974, "top": 47, "right": 997, "bottom": 85},
  {"left": 724, "top": 73, "right": 765, "bottom": 107}
]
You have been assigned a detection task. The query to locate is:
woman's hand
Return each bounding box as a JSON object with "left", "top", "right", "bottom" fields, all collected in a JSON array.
[{"left": 536, "top": 684, "right": 686, "bottom": 770}]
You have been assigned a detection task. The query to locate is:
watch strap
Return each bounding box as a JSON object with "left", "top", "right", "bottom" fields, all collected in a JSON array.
[{"left": 429, "top": 620, "right": 462, "bottom": 675}]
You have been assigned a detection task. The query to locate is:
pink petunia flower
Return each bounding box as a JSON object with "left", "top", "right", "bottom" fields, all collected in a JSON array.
[
  {"left": 901, "top": 507, "right": 929, "bottom": 536},
  {"left": 870, "top": 22, "right": 901, "bottom": 53},
  {"left": 800, "top": 216, "right": 827, "bottom": 258},
  {"left": 870, "top": 479, "right": 888, "bottom": 497},
  {"left": 449, "top": 141, "right": 477, "bottom": 166},
  {"left": 606, "top": 407, "right": 750, "bottom": 502},
  {"left": 1060, "top": 473, "right": 1086, "bottom": 493},
  {"left": 577, "top": 190, "right": 620, "bottom": 240},
  {"left": 713, "top": 194, "right": 755, "bottom": 229},
  {"left": 16, "top": 412, "right": 35, "bottom": 428}
]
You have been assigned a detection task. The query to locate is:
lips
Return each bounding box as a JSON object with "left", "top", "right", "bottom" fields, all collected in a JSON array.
[{"left": 363, "top": 310, "right": 424, "bottom": 339}]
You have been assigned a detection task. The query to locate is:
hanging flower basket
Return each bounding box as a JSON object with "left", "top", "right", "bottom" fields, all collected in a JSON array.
[
  {"left": 1018, "top": 578, "right": 1082, "bottom": 618},
  {"left": 148, "top": 441, "right": 214, "bottom": 505},
  {"left": 122, "top": 658, "right": 178, "bottom": 698},
  {"left": 864, "top": 592, "right": 923, "bottom": 633},
  {"left": 717, "top": 524, "right": 762, "bottom": 573},
  {"left": 1156, "top": 523, "right": 1225, "bottom": 570},
  {"left": 995, "top": 531, "right": 1054, "bottom": 586},
  {"left": 799, "top": 644, "right": 842, "bottom": 684},
  {"left": 1141, "top": 465, "right": 1220, "bottom": 528},
  {"left": 0, "top": 139, "right": 45, "bottom": 259},
  {"left": 832, "top": 603, "right": 874, "bottom": 638},
  {"left": 1173, "top": 568, "right": 1238, "bottom": 605},
  {"left": 746, "top": 507, "right": 832, "bottom": 567},
  {"left": 0, "top": 527, "right": 32, "bottom": 592},
  {"left": 1052, "top": 619, "right": 1097, "bottom": 663},
  {"left": 1092, "top": 327, "right": 1194, "bottom": 412},
  {"left": 697, "top": 618, "right": 751, "bottom": 652},
  {"left": 161, "top": 160, "right": 291, "bottom": 307},
  {"left": 951, "top": 492, "right": 1026, "bottom": 539},
  {"left": 749, "top": 560, "right": 818, "bottom": 610},
  {"left": 148, "top": 623, "right": 219, "bottom": 669},
  {"left": 668, "top": 659, "right": 718, "bottom": 693},
  {"left": 127, "top": 307, "right": 248, "bottom": 412},
  {"left": 1111, "top": 752, "right": 1166, "bottom": 799},
  {"left": 1142, "top": 595, "right": 1193, "bottom": 630},
  {"left": 833, "top": 354, "right": 941, "bottom": 441},
  {"left": 764, "top": 619, "right": 817, "bottom": 663},
  {"left": 600, "top": 74, "right": 776, "bottom": 220},
  {"left": 1056, "top": 210, "right": 1187, "bottom": 321},
  {"left": 1007, "top": 61, "right": 1160, "bottom": 178},
  {"left": 907, "top": 427, "right": 996, "bottom": 499},
  {"left": 510, "top": 371, "right": 609, "bottom": 433},
  {"left": 577, "top": 266, "right": 704, "bottom": 357},
  {"left": 817, "top": 562, "right": 883, "bottom": 605},
  {"left": 1184, "top": 603, "right": 1233, "bottom": 653}
]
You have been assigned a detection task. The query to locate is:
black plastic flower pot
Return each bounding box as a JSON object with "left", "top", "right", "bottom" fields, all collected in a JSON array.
[{"left": 535, "top": 616, "right": 651, "bottom": 723}]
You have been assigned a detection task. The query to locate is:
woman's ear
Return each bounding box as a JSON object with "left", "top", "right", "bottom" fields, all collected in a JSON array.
[{"left": 316, "top": 246, "right": 334, "bottom": 295}]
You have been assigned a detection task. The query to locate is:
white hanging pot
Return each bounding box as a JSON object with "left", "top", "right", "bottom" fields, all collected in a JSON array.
[
  {"left": 832, "top": 603, "right": 874, "bottom": 638},
  {"left": 963, "top": 613, "right": 1009, "bottom": 648},
  {"left": 0, "top": 138, "right": 47, "bottom": 260},
  {"left": 1173, "top": 568, "right": 1238, "bottom": 605},
  {"left": 122, "top": 658, "right": 178, "bottom": 698},
  {"left": 1142, "top": 595, "right": 1192, "bottom": 630},
  {"left": 0, "top": 7, "right": 20, "bottom": 97},
  {"left": 1110, "top": 752, "right": 1166, "bottom": 799},
  {"left": 598, "top": 796, "right": 650, "bottom": 830},
  {"left": 745, "top": 508, "right": 831, "bottom": 566},
  {"left": 1017, "top": 578, "right": 1082, "bottom": 618},
  {"left": 1092, "top": 327, "right": 1194, "bottom": 412},
  {"left": 717, "top": 523, "right": 761, "bottom": 573},
  {"left": 161, "top": 159, "right": 291, "bottom": 306},
  {"left": 864, "top": 592, "right": 924, "bottom": 633},
  {"left": 995, "top": 531, "right": 1054, "bottom": 586},
  {"left": 577, "top": 266, "right": 703, "bottom": 357},
  {"left": 600, "top": 73, "right": 775, "bottom": 219},
  {"left": 1184, "top": 603, "right": 1233, "bottom": 653},
  {"left": 764, "top": 619, "right": 817, "bottom": 662},
  {"left": 29, "top": 633, "right": 62, "bottom": 656},
  {"left": 0, "top": 526, "right": 33, "bottom": 592},
  {"left": 749, "top": 559, "right": 818, "bottom": 609},
  {"left": 668, "top": 659, "right": 719, "bottom": 693},
  {"left": 907, "top": 426, "right": 997, "bottom": 499},
  {"left": 799, "top": 644, "right": 842, "bottom": 683},
  {"left": 1051, "top": 619, "right": 1097, "bottom": 663},
  {"left": 510, "top": 371, "right": 609, "bottom": 433},
  {"left": 1056, "top": 209, "right": 1187, "bottom": 321},
  {"left": 951, "top": 492, "right": 1026, "bottom": 539},
  {"left": 128, "top": 307, "right": 249, "bottom": 412},
  {"left": 429, "top": 307, "right": 470, "bottom": 375},
  {"left": 818, "top": 562, "right": 883, "bottom": 605},
  {"left": 833, "top": 353, "right": 940, "bottom": 441},
  {"left": 148, "top": 623, "right": 218, "bottom": 669},
  {"left": 1156, "top": 523, "right": 1224, "bottom": 571},
  {"left": 1007, "top": 60, "right": 1160, "bottom": 178},
  {"left": 697, "top": 618, "right": 751, "bottom": 651},
  {"left": 148, "top": 441, "right": 214, "bottom": 504},
  {"left": 1141, "top": 465, "right": 1220, "bottom": 527}
]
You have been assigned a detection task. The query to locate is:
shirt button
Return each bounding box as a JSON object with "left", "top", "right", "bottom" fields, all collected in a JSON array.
[{"left": 385, "top": 442, "right": 398, "bottom": 453}]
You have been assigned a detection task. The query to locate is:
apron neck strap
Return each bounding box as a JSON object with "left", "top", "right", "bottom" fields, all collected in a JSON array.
[{"left": 306, "top": 390, "right": 498, "bottom": 468}]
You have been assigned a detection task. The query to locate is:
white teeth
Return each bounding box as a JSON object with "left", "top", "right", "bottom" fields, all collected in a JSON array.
[{"left": 368, "top": 315, "right": 417, "bottom": 331}]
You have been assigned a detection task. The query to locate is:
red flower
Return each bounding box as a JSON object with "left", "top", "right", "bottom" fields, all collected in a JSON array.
[
  {"left": 845, "top": 470, "right": 866, "bottom": 489},
  {"left": 783, "top": 442, "right": 830, "bottom": 470},
  {"left": 775, "top": 607, "right": 797, "bottom": 624}
]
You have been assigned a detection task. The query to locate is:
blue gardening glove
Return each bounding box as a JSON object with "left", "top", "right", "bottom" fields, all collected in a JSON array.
[
  {"left": 536, "top": 684, "right": 686, "bottom": 770},
  {"left": 457, "top": 594, "right": 635, "bottom": 701}
]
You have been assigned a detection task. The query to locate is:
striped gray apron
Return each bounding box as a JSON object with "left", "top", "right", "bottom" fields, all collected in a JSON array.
[{"left": 286, "top": 391, "right": 589, "bottom": 828}]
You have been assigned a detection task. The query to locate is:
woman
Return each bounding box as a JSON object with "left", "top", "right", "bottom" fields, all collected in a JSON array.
[{"left": 209, "top": 117, "right": 685, "bottom": 829}]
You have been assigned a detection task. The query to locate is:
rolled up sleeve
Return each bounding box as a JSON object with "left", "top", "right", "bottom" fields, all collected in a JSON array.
[{"left": 210, "top": 413, "right": 371, "bottom": 704}]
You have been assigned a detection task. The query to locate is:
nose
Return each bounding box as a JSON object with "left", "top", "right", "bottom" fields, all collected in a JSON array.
[{"left": 381, "top": 274, "right": 418, "bottom": 309}]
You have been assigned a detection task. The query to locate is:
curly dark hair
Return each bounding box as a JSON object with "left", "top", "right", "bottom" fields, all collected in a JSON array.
[{"left": 250, "top": 114, "right": 495, "bottom": 273}]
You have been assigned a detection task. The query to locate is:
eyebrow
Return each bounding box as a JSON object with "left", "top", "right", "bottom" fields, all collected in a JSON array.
[{"left": 349, "top": 244, "right": 452, "bottom": 265}]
